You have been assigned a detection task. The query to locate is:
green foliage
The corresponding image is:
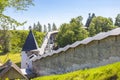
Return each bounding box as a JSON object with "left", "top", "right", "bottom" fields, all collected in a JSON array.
[
  {"left": 88, "top": 16, "right": 116, "bottom": 36},
  {"left": 57, "top": 24, "right": 71, "bottom": 47},
  {"left": 48, "top": 23, "right": 52, "bottom": 32},
  {"left": 52, "top": 23, "right": 57, "bottom": 31},
  {"left": 0, "top": 14, "right": 26, "bottom": 53},
  {"left": 0, "top": 0, "right": 34, "bottom": 53},
  {"left": 37, "top": 22, "right": 42, "bottom": 32},
  {"left": 0, "top": 52, "right": 20, "bottom": 67},
  {"left": 32, "top": 22, "right": 57, "bottom": 32},
  {"left": 33, "top": 31, "right": 45, "bottom": 47},
  {"left": 33, "top": 22, "right": 42, "bottom": 32},
  {"left": 0, "top": 30, "right": 11, "bottom": 53},
  {"left": 33, "top": 62, "right": 120, "bottom": 80},
  {"left": 10, "top": 30, "right": 28, "bottom": 52},
  {"left": 57, "top": 16, "right": 89, "bottom": 47},
  {"left": 0, "top": 30, "right": 44, "bottom": 53},
  {"left": 115, "top": 14, "right": 120, "bottom": 27},
  {"left": 0, "top": 0, "right": 34, "bottom": 13},
  {"left": 44, "top": 25, "right": 47, "bottom": 33},
  {"left": 0, "top": 0, "right": 34, "bottom": 28},
  {"left": 0, "top": 0, "right": 7, "bottom": 13},
  {"left": 2, "top": 30, "right": 44, "bottom": 53}
]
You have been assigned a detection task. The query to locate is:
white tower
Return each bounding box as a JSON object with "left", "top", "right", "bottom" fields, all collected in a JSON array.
[{"left": 21, "top": 29, "right": 39, "bottom": 69}]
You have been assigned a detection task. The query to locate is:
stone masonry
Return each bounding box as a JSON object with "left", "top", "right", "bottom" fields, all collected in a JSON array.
[{"left": 32, "top": 28, "right": 120, "bottom": 76}]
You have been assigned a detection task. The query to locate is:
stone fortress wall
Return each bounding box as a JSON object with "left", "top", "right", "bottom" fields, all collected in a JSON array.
[{"left": 32, "top": 28, "right": 120, "bottom": 76}]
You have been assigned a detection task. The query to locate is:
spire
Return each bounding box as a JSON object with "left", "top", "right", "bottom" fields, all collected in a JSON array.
[{"left": 22, "top": 29, "right": 39, "bottom": 51}]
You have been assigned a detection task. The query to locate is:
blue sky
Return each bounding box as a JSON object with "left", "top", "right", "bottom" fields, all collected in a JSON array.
[{"left": 4, "top": 0, "right": 120, "bottom": 29}]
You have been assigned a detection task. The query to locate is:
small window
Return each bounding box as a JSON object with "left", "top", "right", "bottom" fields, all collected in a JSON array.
[
  {"left": 29, "top": 55, "right": 34, "bottom": 59},
  {"left": 25, "top": 51, "right": 28, "bottom": 53}
]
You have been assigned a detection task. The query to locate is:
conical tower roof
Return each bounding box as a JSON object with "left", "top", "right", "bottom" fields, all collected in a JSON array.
[{"left": 22, "top": 30, "right": 38, "bottom": 51}]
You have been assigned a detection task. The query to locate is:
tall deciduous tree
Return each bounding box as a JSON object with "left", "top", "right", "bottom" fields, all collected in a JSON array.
[
  {"left": 0, "top": 0, "right": 34, "bottom": 12},
  {"left": 0, "top": 0, "right": 34, "bottom": 53},
  {"left": 57, "top": 16, "right": 89, "bottom": 47},
  {"left": 33, "top": 23, "right": 36, "bottom": 30},
  {"left": 44, "top": 25, "right": 47, "bottom": 33},
  {"left": 88, "top": 16, "right": 116, "bottom": 36},
  {"left": 37, "top": 21, "right": 42, "bottom": 32},
  {"left": 0, "top": 28, "right": 11, "bottom": 53},
  {"left": 48, "top": 23, "right": 51, "bottom": 32},
  {"left": 32, "top": 22, "right": 42, "bottom": 32},
  {"left": 115, "top": 14, "right": 120, "bottom": 27},
  {"left": 52, "top": 23, "right": 57, "bottom": 31}
]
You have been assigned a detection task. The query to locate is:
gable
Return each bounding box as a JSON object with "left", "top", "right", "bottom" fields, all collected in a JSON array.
[
  {"left": 1, "top": 67, "right": 27, "bottom": 79},
  {"left": 0, "top": 60, "right": 28, "bottom": 80}
]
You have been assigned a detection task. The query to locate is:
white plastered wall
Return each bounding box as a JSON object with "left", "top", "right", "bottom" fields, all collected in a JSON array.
[{"left": 21, "top": 51, "right": 29, "bottom": 69}]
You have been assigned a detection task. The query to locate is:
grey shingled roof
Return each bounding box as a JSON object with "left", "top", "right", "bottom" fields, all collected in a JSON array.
[
  {"left": 22, "top": 30, "right": 38, "bottom": 51},
  {"left": 32, "top": 28, "right": 120, "bottom": 61},
  {"left": 0, "top": 60, "right": 28, "bottom": 79}
]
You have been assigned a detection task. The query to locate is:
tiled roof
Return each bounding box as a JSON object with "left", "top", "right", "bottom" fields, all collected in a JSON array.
[
  {"left": 0, "top": 60, "right": 28, "bottom": 79},
  {"left": 22, "top": 30, "right": 38, "bottom": 51}
]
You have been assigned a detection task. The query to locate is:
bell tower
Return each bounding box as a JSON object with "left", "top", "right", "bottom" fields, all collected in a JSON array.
[{"left": 21, "top": 28, "right": 39, "bottom": 69}]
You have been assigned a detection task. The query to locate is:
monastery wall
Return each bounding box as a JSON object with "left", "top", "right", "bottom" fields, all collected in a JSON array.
[{"left": 33, "top": 33, "right": 120, "bottom": 76}]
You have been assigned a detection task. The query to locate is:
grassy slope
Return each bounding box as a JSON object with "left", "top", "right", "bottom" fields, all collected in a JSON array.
[
  {"left": 1, "top": 53, "right": 120, "bottom": 80},
  {"left": 33, "top": 62, "right": 120, "bottom": 80},
  {"left": 0, "top": 53, "right": 21, "bottom": 67}
]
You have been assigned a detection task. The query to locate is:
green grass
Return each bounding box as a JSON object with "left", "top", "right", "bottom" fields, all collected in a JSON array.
[
  {"left": 1, "top": 52, "right": 120, "bottom": 80},
  {"left": 0, "top": 53, "right": 21, "bottom": 67},
  {"left": 32, "top": 62, "right": 120, "bottom": 80}
]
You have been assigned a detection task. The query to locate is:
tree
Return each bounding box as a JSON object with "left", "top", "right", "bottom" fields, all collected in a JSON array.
[
  {"left": 52, "top": 23, "right": 57, "bottom": 31},
  {"left": 48, "top": 23, "right": 51, "bottom": 32},
  {"left": 0, "top": 28, "right": 11, "bottom": 53},
  {"left": 88, "top": 23, "right": 96, "bottom": 36},
  {"left": 0, "top": 0, "right": 34, "bottom": 12},
  {"left": 0, "top": 0, "right": 33, "bottom": 28},
  {"left": 56, "top": 23, "right": 70, "bottom": 47},
  {"left": 88, "top": 16, "right": 116, "bottom": 36},
  {"left": 109, "top": 17, "right": 113, "bottom": 24},
  {"left": 115, "top": 14, "right": 120, "bottom": 27},
  {"left": 0, "top": 0, "right": 34, "bottom": 53},
  {"left": 44, "top": 25, "right": 47, "bottom": 33},
  {"left": 57, "top": 16, "right": 89, "bottom": 47},
  {"left": 70, "top": 16, "right": 83, "bottom": 26},
  {"left": 10, "top": 30, "right": 44, "bottom": 52},
  {"left": 37, "top": 21, "right": 42, "bottom": 32},
  {"left": 32, "top": 22, "right": 42, "bottom": 32},
  {"left": 33, "top": 23, "right": 36, "bottom": 30}
]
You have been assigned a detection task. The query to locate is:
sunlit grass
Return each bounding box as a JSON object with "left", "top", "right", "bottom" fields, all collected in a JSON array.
[
  {"left": 0, "top": 53, "right": 21, "bottom": 67},
  {"left": 1, "top": 52, "right": 120, "bottom": 80},
  {"left": 33, "top": 62, "right": 120, "bottom": 80}
]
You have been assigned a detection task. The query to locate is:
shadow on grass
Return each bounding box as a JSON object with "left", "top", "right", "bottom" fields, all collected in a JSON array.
[
  {"left": 16, "top": 62, "right": 21, "bottom": 67},
  {"left": 107, "top": 75, "right": 118, "bottom": 80},
  {"left": 0, "top": 52, "right": 8, "bottom": 56},
  {"left": 0, "top": 51, "right": 19, "bottom": 56}
]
